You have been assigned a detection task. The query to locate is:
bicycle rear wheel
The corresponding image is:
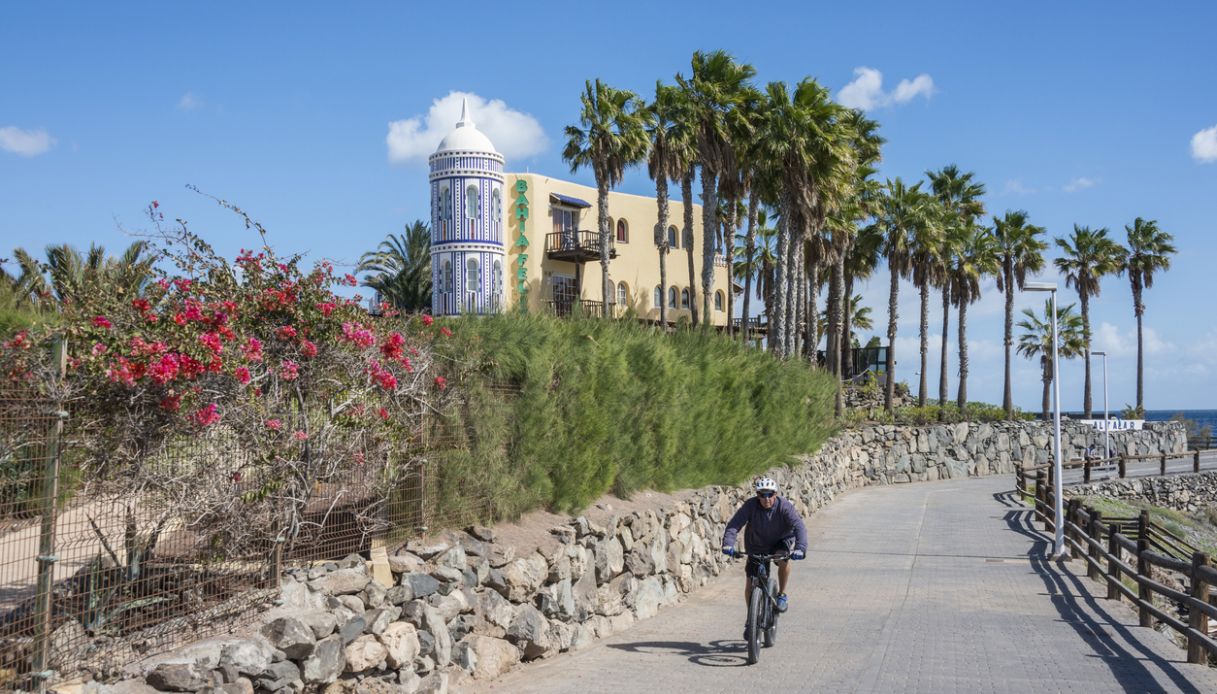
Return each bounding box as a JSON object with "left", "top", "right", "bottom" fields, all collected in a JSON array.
[{"left": 746, "top": 585, "right": 762, "bottom": 665}]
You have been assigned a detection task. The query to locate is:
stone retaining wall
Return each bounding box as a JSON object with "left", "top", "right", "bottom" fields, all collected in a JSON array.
[
  {"left": 89, "top": 421, "right": 1184, "bottom": 694},
  {"left": 1068, "top": 471, "right": 1217, "bottom": 515}
]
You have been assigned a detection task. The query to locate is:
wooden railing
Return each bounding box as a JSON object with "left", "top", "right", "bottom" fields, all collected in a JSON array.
[
  {"left": 1014, "top": 449, "right": 1213, "bottom": 497},
  {"left": 1026, "top": 474, "right": 1217, "bottom": 662}
]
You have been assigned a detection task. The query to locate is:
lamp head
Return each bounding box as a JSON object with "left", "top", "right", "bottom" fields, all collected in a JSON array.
[{"left": 1024, "top": 282, "right": 1058, "bottom": 293}]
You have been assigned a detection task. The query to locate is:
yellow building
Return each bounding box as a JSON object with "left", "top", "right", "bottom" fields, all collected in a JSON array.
[
  {"left": 428, "top": 100, "right": 732, "bottom": 327},
  {"left": 506, "top": 173, "right": 732, "bottom": 326}
]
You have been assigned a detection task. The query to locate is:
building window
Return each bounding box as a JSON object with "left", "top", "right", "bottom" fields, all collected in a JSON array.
[
  {"left": 680, "top": 288, "right": 690, "bottom": 309},
  {"left": 443, "top": 260, "right": 453, "bottom": 293},
  {"left": 668, "top": 287, "right": 678, "bottom": 309},
  {"left": 466, "top": 183, "right": 479, "bottom": 220},
  {"left": 654, "top": 286, "right": 662, "bottom": 308},
  {"left": 617, "top": 282, "right": 628, "bottom": 307},
  {"left": 616, "top": 218, "right": 629, "bottom": 243},
  {"left": 493, "top": 259, "right": 502, "bottom": 304},
  {"left": 668, "top": 225, "right": 679, "bottom": 249},
  {"left": 715, "top": 290, "right": 724, "bottom": 311},
  {"left": 466, "top": 257, "right": 480, "bottom": 290},
  {"left": 553, "top": 206, "right": 578, "bottom": 247},
  {"left": 492, "top": 188, "right": 502, "bottom": 227}
]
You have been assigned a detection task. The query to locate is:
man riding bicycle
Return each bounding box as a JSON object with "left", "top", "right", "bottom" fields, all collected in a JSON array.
[{"left": 721, "top": 477, "right": 808, "bottom": 637}]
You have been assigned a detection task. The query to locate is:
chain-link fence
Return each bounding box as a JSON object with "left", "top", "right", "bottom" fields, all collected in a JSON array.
[{"left": 0, "top": 367, "right": 502, "bottom": 690}]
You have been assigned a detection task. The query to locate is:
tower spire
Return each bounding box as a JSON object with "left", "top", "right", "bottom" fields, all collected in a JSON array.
[{"left": 457, "top": 97, "right": 473, "bottom": 128}]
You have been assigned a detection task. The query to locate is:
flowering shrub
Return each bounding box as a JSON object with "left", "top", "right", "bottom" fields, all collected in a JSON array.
[{"left": 0, "top": 198, "right": 453, "bottom": 556}]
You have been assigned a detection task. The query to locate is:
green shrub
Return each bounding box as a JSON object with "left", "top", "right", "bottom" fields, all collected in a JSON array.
[{"left": 431, "top": 313, "right": 839, "bottom": 515}]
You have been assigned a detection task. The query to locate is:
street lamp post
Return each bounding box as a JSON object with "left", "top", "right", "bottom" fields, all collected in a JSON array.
[
  {"left": 1092, "top": 350, "right": 1110, "bottom": 460},
  {"left": 1026, "top": 281, "right": 1064, "bottom": 559}
]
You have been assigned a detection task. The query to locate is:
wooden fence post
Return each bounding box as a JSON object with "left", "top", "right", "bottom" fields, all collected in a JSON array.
[
  {"left": 1084, "top": 460, "right": 1092, "bottom": 484},
  {"left": 1088, "top": 509, "right": 1103, "bottom": 581},
  {"left": 1194, "top": 450, "right": 1201, "bottom": 474},
  {"left": 1160, "top": 453, "right": 1168, "bottom": 476},
  {"left": 1188, "top": 552, "right": 1210, "bottom": 664},
  {"left": 1138, "top": 510, "right": 1153, "bottom": 628},
  {"left": 1119, "top": 454, "right": 1127, "bottom": 479},
  {"left": 1067, "top": 499, "right": 1082, "bottom": 559},
  {"left": 1108, "top": 526, "right": 1121, "bottom": 602},
  {"left": 32, "top": 338, "right": 67, "bottom": 687},
  {"left": 1036, "top": 470, "right": 1048, "bottom": 531}
]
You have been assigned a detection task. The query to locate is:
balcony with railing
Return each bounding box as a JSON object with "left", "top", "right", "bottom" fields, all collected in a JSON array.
[
  {"left": 544, "top": 299, "right": 628, "bottom": 319},
  {"left": 544, "top": 230, "right": 618, "bottom": 263}
]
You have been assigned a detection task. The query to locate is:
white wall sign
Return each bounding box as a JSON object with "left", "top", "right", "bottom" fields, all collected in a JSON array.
[{"left": 1080, "top": 418, "right": 1144, "bottom": 431}]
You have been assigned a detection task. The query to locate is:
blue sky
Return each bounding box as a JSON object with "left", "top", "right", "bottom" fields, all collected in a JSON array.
[{"left": 2, "top": 1, "right": 1215, "bottom": 410}]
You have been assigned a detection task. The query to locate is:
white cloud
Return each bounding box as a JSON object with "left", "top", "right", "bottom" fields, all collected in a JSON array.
[
  {"left": 1002, "top": 179, "right": 1036, "bottom": 195},
  {"left": 386, "top": 91, "right": 547, "bottom": 163},
  {"left": 178, "top": 92, "right": 201, "bottom": 111},
  {"left": 1192, "top": 125, "right": 1217, "bottom": 163},
  {"left": 1093, "top": 321, "right": 1174, "bottom": 358},
  {"left": 836, "top": 67, "right": 934, "bottom": 111},
  {"left": 1063, "top": 176, "right": 1097, "bottom": 192},
  {"left": 0, "top": 126, "right": 55, "bottom": 157}
]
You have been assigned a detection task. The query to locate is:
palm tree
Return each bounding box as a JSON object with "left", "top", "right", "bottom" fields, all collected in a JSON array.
[
  {"left": 950, "top": 225, "right": 1000, "bottom": 409},
  {"left": 928, "top": 165, "right": 986, "bottom": 412},
  {"left": 908, "top": 197, "right": 947, "bottom": 406},
  {"left": 646, "top": 82, "right": 691, "bottom": 329},
  {"left": 841, "top": 219, "right": 883, "bottom": 379},
  {"left": 1017, "top": 299, "right": 1087, "bottom": 421},
  {"left": 819, "top": 294, "right": 873, "bottom": 346},
  {"left": 993, "top": 210, "right": 1048, "bottom": 418},
  {"left": 358, "top": 221, "right": 433, "bottom": 313},
  {"left": 876, "top": 178, "right": 926, "bottom": 411},
  {"left": 1053, "top": 225, "right": 1125, "bottom": 417},
  {"left": 563, "top": 79, "right": 650, "bottom": 317},
  {"left": 1123, "top": 217, "right": 1176, "bottom": 414},
  {"left": 736, "top": 207, "right": 778, "bottom": 334},
  {"left": 676, "top": 50, "right": 757, "bottom": 327}
]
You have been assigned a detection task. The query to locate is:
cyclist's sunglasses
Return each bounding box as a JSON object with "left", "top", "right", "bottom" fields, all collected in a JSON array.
[{"left": 756, "top": 491, "right": 776, "bottom": 499}]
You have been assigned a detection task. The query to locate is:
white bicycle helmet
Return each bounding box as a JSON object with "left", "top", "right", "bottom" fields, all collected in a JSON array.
[{"left": 753, "top": 477, "right": 778, "bottom": 494}]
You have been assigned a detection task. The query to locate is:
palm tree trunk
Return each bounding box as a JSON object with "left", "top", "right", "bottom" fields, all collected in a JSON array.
[
  {"left": 842, "top": 269, "right": 855, "bottom": 380},
  {"left": 827, "top": 258, "right": 843, "bottom": 377},
  {"left": 1081, "top": 291, "right": 1092, "bottom": 418},
  {"left": 700, "top": 167, "right": 717, "bottom": 329},
  {"left": 656, "top": 176, "right": 669, "bottom": 329},
  {"left": 918, "top": 280, "right": 929, "bottom": 407},
  {"left": 795, "top": 243, "right": 806, "bottom": 358},
  {"left": 773, "top": 207, "right": 789, "bottom": 357},
  {"left": 939, "top": 284, "right": 950, "bottom": 412},
  {"left": 682, "top": 170, "right": 698, "bottom": 328},
  {"left": 741, "top": 191, "right": 758, "bottom": 344},
  {"left": 785, "top": 226, "right": 800, "bottom": 357},
  {"left": 597, "top": 179, "right": 611, "bottom": 317},
  {"left": 957, "top": 300, "right": 969, "bottom": 411},
  {"left": 1134, "top": 285, "right": 1144, "bottom": 413},
  {"left": 1041, "top": 356, "right": 1052, "bottom": 422},
  {"left": 833, "top": 253, "right": 845, "bottom": 417},
  {"left": 1003, "top": 266, "right": 1015, "bottom": 419},
  {"left": 885, "top": 261, "right": 899, "bottom": 412},
  {"left": 725, "top": 195, "right": 737, "bottom": 338},
  {"left": 805, "top": 261, "right": 819, "bottom": 363}
]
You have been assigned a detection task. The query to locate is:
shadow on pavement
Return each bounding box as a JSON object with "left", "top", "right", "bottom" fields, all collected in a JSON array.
[
  {"left": 606, "top": 638, "right": 750, "bottom": 667},
  {"left": 1002, "top": 506, "right": 1204, "bottom": 694}
]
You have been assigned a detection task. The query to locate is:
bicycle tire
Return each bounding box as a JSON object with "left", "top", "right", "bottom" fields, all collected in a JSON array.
[
  {"left": 764, "top": 577, "right": 778, "bottom": 647},
  {"left": 746, "top": 585, "right": 762, "bottom": 665}
]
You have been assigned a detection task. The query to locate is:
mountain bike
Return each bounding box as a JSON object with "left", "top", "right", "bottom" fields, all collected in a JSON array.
[{"left": 741, "top": 550, "right": 788, "bottom": 665}]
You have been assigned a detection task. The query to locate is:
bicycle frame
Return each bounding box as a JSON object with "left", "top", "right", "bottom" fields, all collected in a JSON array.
[{"left": 741, "top": 550, "right": 788, "bottom": 664}]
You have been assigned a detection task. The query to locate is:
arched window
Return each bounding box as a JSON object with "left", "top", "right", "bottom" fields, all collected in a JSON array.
[
  {"left": 616, "top": 218, "right": 629, "bottom": 243},
  {"left": 443, "top": 260, "right": 453, "bottom": 293},
  {"left": 465, "top": 184, "right": 479, "bottom": 220},
  {"left": 466, "top": 257, "right": 480, "bottom": 289},
  {"left": 492, "top": 260, "right": 502, "bottom": 306},
  {"left": 715, "top": 290, "right": 724, "bottom": 312},
  {"left": 668, "top": 226, "right": 679, "bottom": 248},
  {"left": 654, "top": 286, "right": 662, "bottom": 308},
  {"left": 668, "top": 287, "right": 678, "bottom": 309},
  {"left": 607, "top": 281, "right": 616, "bottom": 304},
  {"left": 617, "top": 282, "right": 628, "bottom": 307},
  {"left": 492, "top": 189, "right": 502, "bottom": 227},
  {"left": 680, "top": 288, "right": 690, "bottom": 309}
]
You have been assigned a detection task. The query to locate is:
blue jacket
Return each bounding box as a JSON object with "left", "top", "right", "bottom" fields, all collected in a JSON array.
[{"left": 722, "top": 496, "right": 808, "bottom": 554}]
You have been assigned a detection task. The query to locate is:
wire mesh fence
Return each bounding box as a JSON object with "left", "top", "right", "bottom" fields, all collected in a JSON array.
[{"left": 0, "top": 369, "right": 507, "bottom": 690}]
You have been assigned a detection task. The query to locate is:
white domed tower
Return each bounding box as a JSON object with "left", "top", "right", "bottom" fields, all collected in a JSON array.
[{"left": 429, "top": 98, "right": 506, "bottom": 316}]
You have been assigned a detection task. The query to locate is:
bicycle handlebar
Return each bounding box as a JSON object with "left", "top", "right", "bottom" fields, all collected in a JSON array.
[{"left": 741, "top": 550, "right": 791, "bottom": 562}]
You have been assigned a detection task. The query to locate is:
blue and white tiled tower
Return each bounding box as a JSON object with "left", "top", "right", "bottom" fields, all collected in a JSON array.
[{"left": 429, "top": 98, "right": 505, "bottom": 316}]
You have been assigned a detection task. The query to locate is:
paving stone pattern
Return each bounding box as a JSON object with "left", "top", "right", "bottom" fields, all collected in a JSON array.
[{"left": 477, "top": 477, "right": 1217, "bottom": 694}]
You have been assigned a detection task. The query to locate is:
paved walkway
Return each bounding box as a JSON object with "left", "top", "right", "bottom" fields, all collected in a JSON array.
[{"left": 476, "top": 477, "right": 1217, "bottom": 693}]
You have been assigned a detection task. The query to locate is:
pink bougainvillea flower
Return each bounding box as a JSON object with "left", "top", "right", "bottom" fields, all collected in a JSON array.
[
  {"left": 159, "top": 393, "right": 182, "bottom": 412},
  {"left": 235, "top": 366, "right": 252, "bottom": 385},
  {"left": 199, "top": 331, "right": 223, "bottom": 355},
  {"left": 421, "top": 314, "right": 434, "bottom": 327},
  {"left": 439, "top": 326, "right": 453, "bottom": 338},
  {"left": 230, "top": 471, "right": 242, "bottom": 483},
  {"left": 265, "top": 418, "right": 282, "bottom": 431},
  {"left": 191, "top": 403, "right": 221, "bottom": 427},
  {"left": 131, "top": 298, "right": 151, "bottom": 313},
  {"left": 280, "top": 359, "right": 299, "bottom": 381},
  {"left": 91, "top": 343, "right": 108, "bottom": 356},
  {"left": 293, "top": 430, "right": 308, "bottom": 441},
  {"left": 300, "top": 340, "right": 318, "bottom": 358},
  {"left": 276, "top": 325, "right": 298, "bottom": 341},
  {"left": 377, "top": 407, "right": 389, "bottom": 420},
  {"left": 242, "top": 337, "right": 263, "bottom": 363},
  {"left": 353, "top": 452, "right": 366, "bottom": 465},
  {"left": 434, "top": 376, "right": 447, "bottom": 391},
  {"left": 148, "top": 353, "right": 181, "bottom": 385},
  {"left": 317, "top": 301, "right": 336, "bottom": 317},
  {"left": 173, "top": 278, "right": 193, "bottom": 293},
  {"left": 344, "top": 273, "right": 358, "bottom": 287},
  {"left": 92, "top": 315, "right": 113, "bottom": 329},
  {"left": 157, "top": 278, "right": 171, "bottom": 291},
  {"left": 340, "top": 322, "right": 376, "bottom": 348}
]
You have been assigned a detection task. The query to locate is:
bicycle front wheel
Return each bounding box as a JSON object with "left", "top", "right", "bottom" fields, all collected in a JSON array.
[
  {"left": 764, "top": 578, "right": 779, "bottom": 647},
  {"left": 746, "top": 585, "right": 762, "bottom": 665}
]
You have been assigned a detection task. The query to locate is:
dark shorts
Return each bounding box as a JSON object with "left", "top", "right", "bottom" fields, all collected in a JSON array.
[{"left": 744, "top": 537, "right": 796, "bottom": 579}]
